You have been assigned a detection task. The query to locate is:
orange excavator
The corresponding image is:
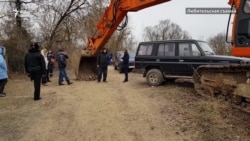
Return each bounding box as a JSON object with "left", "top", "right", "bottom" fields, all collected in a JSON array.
[{"left": 77, "top": 0, "right": 250, "bottom": 110}]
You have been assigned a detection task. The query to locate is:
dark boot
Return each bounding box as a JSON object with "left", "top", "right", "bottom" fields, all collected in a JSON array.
[{"left": 67, "top": 80, "right": 73, "bottom": 85}]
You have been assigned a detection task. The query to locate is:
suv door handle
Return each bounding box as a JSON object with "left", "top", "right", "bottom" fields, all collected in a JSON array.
[
  {"left": 156, "top": 59, "right": 160, "bottom": 62},
  {"left": 179, "top": 59, "right": 184, "bottom": 62}
]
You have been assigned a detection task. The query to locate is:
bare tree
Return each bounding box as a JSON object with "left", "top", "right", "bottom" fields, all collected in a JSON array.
[
  {"left": 34, "top": 0, "right": 88, "bottom": 48},
  {"left": 143, "top": 26, "right": 159, "bottom": 41},
  {"left": 107, "top": 24, "right": 136, "bottom": 52},
  {"left": 0, "top": 0, "right": 89, "bottom": 72},
  {"left": 70, "top": 0, "right": 109, "bottom": 47},
  {"left": 0, "top": 0, "right": 36, "bottom": 72},
  {"left": 143, "top": 19, "right": 191, "bottom": 41},
  {"left": 157, "top": 20, "right": 171, "bottom": 40},
  {"left": 208, "top": 32, "right": 231, "bottom": 55},
  {"left": 0, "top": 0, "right": 139, "bottom": 72}
]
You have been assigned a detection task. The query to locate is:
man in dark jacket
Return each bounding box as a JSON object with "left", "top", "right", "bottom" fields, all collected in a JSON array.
[
  {"left": 56, "top": 49, "right": 72, "bottom": 85},
  {"left": 25, "top": 43, "right": 46, "bottom": 101},
  {"left": 122, "top": 48, "right": 129, "bottom": 82},
  {"left": 97, "top": 47, "right": 109, "bottom": 82}
]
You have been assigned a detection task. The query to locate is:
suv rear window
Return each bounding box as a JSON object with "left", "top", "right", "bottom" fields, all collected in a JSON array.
[{"left": 137, "top": 44, "right": 153, "bottom": 56}]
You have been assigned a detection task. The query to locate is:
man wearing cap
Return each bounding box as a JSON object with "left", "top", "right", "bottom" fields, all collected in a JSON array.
[{"left": 96, "top": 47, "right": 109, "bottom": 82}]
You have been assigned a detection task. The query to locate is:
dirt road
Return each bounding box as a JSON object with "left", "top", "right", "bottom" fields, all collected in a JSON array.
[{"left": 0, "top": 67, "right": 250, "bottom": 141}]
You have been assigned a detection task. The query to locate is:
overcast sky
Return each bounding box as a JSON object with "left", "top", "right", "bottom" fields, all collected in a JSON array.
[{"left": 128, "top": 0, "right": 231, "bottom": 41}]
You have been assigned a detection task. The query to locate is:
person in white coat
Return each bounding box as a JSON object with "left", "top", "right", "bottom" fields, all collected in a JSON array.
[{"left": 41, "top": 49, "right": 50, "bottom": 85}]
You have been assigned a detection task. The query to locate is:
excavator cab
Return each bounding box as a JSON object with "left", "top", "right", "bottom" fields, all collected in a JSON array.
[{"left": 231, "top": 0, "right": 250, "bottom": 57}]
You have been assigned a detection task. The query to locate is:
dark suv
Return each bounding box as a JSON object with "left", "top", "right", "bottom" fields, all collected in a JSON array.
[{"left": 134, "top": 39, "right": 250, "bottom": 86}]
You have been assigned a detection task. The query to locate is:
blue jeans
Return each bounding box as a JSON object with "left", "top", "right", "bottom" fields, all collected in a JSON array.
[{"left": 58, "top": 68, "right": 70, "bottom": 84}]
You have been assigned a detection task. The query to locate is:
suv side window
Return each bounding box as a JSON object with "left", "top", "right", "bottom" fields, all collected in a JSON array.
[
  {"left": 138, "top": 44, "right": 153, "bottom": 56},
  {"left": 191, "top": 44, "right": 201, "bottom": 56},
  {"left": 179, "top": 43, "right": 201, "bottom": 56},
  {"left": 157, "top": 43, "right": 175, "bottom": 56}
]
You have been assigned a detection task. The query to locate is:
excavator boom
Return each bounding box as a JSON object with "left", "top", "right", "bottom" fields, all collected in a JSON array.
[{"left": 87, "top": 0, "right": 170, "bottom": 56}]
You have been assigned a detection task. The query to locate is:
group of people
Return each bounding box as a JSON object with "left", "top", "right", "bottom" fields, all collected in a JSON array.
[
  {"left": 40, "top": 49, "right": 54, "bottom": 85},
  {"left": 97, "top": 47, "right": 129, "bottom": 83},
  {"left": 24, "top": 43, "right": 72, "bottom": 101},
  {"left": 0, "top": 43, "right": 129, "bottom": 100}
]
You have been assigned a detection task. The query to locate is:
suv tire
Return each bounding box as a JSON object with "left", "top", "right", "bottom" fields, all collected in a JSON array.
[{"left": 146, "top": 69, "right": 163, "bottom": 86}]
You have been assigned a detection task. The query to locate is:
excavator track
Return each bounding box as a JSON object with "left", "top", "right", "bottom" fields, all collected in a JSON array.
[{"left": 193, "top": 64, "right": 250, "bottom": 113}]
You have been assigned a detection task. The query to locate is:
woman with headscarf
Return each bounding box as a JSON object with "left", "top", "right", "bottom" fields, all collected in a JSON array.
[{"left": 41, "top": 48, "right": 50, "bottom": 85}]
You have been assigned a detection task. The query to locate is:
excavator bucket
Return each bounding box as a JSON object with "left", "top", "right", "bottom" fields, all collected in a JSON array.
[
  {"left": 77, "top": 56, "right": 97, "bottom": 80},
  {"left": 71, "top": 49, "right": 97, "bottom": 81}
]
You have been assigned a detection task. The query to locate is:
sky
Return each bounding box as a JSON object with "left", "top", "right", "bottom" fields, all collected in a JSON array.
[
  {"left": 128, "top": 0, "right": 231, "bottom": 41},
  {"left": 0, "top": 0, "right": 231, "bottom": 42}
]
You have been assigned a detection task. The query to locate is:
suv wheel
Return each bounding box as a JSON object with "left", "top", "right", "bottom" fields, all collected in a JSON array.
[{"left": 146, "top": 69, "right": 163, "bottom": 86}]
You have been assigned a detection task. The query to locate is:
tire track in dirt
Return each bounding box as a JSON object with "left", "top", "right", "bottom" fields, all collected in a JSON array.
[{"left": 16, "top": 68, "right": 187, "bottom": 141}]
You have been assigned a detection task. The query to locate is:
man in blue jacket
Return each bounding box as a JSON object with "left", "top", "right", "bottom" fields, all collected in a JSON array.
[
  {"left": 0, "top": 46, "right": 8, "bottom": 97},
  {"left": 56, "top": 49, "right": 73, "bottom": 85}
]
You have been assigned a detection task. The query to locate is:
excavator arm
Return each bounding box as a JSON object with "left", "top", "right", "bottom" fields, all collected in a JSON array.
[{"left": 87, "top": 0, "right": 170, "bottom": 56}]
